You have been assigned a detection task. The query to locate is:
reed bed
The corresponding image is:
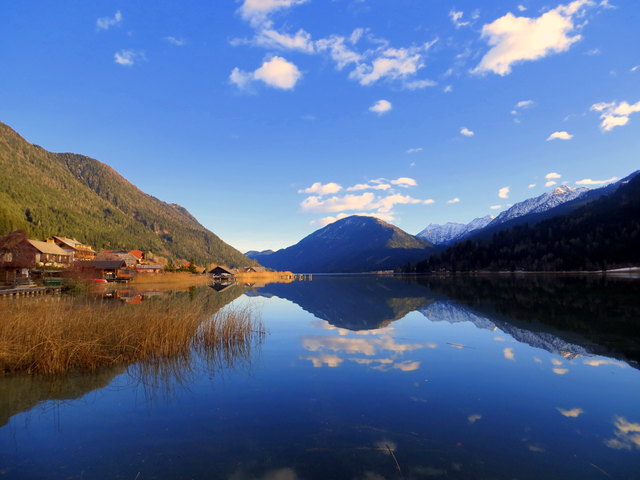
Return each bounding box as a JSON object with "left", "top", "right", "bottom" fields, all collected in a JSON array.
[
  {"left": 0, "top": 293, "right": 263, "bottom": 375},
  {"left": 131, "top": 272, "right": 211, "bottom": 286}
]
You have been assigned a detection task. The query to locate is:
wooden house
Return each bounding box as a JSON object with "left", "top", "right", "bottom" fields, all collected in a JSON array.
[
  {"left": 209, "top": 266, "right": 237, "bottom": 278},
  {"left": 47, "top": 236, "right": 96, "bottom": 261},
  {"left": 77, "top": 260, "right": 134, "bottom": 282},
  {"left": 135, "top": 264, "right": 165, "bottom": 274},
  {"left": 95, "top": 251, "right": 139, "bottom": 268},
  {"left": 0, "top": 231, "right": 71, "bottom": 283}
]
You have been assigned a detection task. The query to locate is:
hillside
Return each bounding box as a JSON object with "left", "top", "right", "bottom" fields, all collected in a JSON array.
[
  {"left": 0, "top": 122, "right": 253, "bottom": 267},
  {"left": 259, "top": 215, "right": 434, "bottom": 273},
  {"left": 415, "top": 171, "right": 640, "bottom": 272}
]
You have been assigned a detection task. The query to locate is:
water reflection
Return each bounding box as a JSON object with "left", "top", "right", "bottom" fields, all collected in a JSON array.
[
  {"left": 255, "top": 275, "right": 640, "bottom": 367},
  {"left": 1, "top": 275, "right": 640, "bottom": 479},
  {"left": 0, "top": 285, "right": 262, "bottom": 427}
]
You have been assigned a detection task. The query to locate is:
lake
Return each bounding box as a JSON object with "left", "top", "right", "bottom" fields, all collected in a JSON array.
[{"left": 1, "top": 275, "right": 639, "bottom": 479}]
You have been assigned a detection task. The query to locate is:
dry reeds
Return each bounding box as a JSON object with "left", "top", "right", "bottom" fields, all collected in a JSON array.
[
  {"left": 0, "top": 292, "right": 263, "bottom": 375},
  {"left": 131, "top": 272, "right": 211, "bottom": 286}
]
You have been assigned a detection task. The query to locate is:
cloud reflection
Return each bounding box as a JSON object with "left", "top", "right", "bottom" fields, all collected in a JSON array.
[
  {"left": 468, "top": 414, "right": 482, "bottom": 424},
  {"left": 583, "top": 358, "right": 627, "bottom": 368},
  {"left": 604, "top": 416, "right": 640, "bottom": 450},
  {"left": 556, "top": 407, "right": 584, "bottom": 418},
  {"left": 503, "top": 348, "right": 515, "bottom": 360},
  {"left": 299, "top": 354, "right": 344, "bottom": 368}
]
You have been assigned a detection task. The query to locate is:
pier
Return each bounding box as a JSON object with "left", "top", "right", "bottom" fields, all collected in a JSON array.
[{"left": 0, "top": 285, "right": 64, "bottom": 298}]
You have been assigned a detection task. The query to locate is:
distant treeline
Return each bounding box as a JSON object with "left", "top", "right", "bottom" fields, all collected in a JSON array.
[{"left": 410, "top": 173, "right": 640, "bottom": 272}]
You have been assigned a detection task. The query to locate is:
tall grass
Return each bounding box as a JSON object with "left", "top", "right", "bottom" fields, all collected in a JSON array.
[
  {"left": 0, "top": 293, "right": 263, "bottom": 375},
  {"left": 131, "top": 272, "right": 212, "bottom": 286}
]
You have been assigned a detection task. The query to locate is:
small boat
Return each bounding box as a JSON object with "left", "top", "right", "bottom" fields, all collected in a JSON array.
[{"left": 90, "top": 278, "right": 108, "bottom": 284}]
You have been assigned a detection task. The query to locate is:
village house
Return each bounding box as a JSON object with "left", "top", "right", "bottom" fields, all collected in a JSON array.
[
  {"left": 46, "top": 236, "right": 96, "bottom": 261},
  {"left": 95, "top": 251, "right": 139, "bottom": 268},
  {"left": 209, "top": 265, "right": 238, "bottom": 278},
  {"left": 0, "top": 231, "right": 71, "bottom": 283},
  {"left": 76, "top": 259, "right": 134, "bottom": 282},
  {"left": 135, "top": 264, "right": 165, "bottom": 274}
]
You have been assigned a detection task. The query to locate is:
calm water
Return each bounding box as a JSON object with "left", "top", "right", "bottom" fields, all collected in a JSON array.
[{"left": 1, "top": 275, "right": 640, "bottom": 479}]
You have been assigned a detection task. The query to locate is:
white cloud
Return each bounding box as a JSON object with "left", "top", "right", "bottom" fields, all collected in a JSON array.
[
  {"left": 591, "top": 101, "right": 640, "bottom": 131},
  {"left": 298, "top": 182, "right": 343, "bottom": 195},
  {"left": 373, "top": 194, "right": 422, "bottom": 213},
  {"left": 517, "top": 5, "right": 527, "bottom": 11},
  {"left": 315, "top": 34, "right": 362, "bottom": 69},
  {"left": 498, "top": 186, "right": 510, "bottom": 199},
  {"left": 238, "top": 0, "right": 308, "bottom": 26},
  {"left": 546, "top": 172, "right": 562, "bottom": 179},
  {"left": 474, "top": 0, "right": 594, "bottom": 76},
  {"left": 545, "top": 181, "right": 558, "bottom": 187},
  {"left": 528, "top": 183, "right": 537, "bottom": 188},
  {"left": 251, "top": 28, "right": 315, "bottom": 53},
  {"left": 349, "top": 41, "right": 437, "bottom": 86},
  {"left": 460, "top": 127, "right": 474, "bottom": 137},
  {"left": 631, "top": 65, "right": 639, "bottom": 72},
  {"left": 547, "top": 130, "right": 574, "bottom": 141},
  {"left": 114, "top": 50, "right": 143, "bottom": 66},
  {"left": 300, "top": 193, "right": 375, "bottom": 213},
  {"left": 403, "top": 79, "right": 437, "bottom": 90},
  {"left": 165, "top": 36, "right": 187, "bottom": 46},
  {"left": 490, "top": 205, "right": 502, "bottom": 210},
  {"left": 97, "top": 11, "right": 122, "bottom": 31},
  {"left": 230, "top": 56, "right": 302, "bottom": 90},
  {"left": 443, "top": 85, "right": 453, "bottom": 93},
  {"left": 450, "top": 10, "right": 471, "bottom": 28},
  {"left": 406, "top": 147, "right": 423, "bottom": 154},
  {"left": 447, "top": 197, "right": 461, "bottom": 204},
  {"left": 576, "top": 176, "right": 618, "bottom": 185},
  {"left": 516, "top": 99, "right": 535, "bottom": 108},
  {"left": 347, "top": 182, "right": 391, "bottom": 192},
  {"left": 390, "top": 177, "right": 417, "bottom": 188},
  {"left": 585, "top": 48, "right": 601, "bottom": 55},
  {"left": 504, "top": 347, "right": 515, "bottom": 360},
  {"left": 369, "top": 99, "right": 392, "bottom": 115}
]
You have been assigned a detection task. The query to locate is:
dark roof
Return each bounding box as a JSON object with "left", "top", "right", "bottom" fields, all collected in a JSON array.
[
  {"left": 136, "top": 264, "right": 164, "bottom": 269},
  {"left": 79, "top": 260, "right": 127, "bottom": 269},
  {"left": 209, "top": 266, "right": 236, "bottom": 275}
]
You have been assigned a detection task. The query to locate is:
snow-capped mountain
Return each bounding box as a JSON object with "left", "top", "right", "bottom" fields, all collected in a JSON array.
[
  {"left": 421, "top": 301, "right": 593, "bottom": 359},
  {"left": 417, "top": 215, "right": 492, "bottom": 245},
  {"left": 488, "top": 186, "right": 589, "bottom": 227}
]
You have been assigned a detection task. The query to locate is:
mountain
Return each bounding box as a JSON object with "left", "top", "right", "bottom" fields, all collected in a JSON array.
[
  {"left": 258, "top": 215, "right": 434, "bottom": 273},
  {"left": 0, "top": 122, "right": 253, "bottom": 267},
  {"left": 489, "top": 185, "right": 589, "bottom": 227},
  {"left": 417, "top": 215, "right": 492, "bottom": 245},
  {"left": 245, "top": 249, "right": 275, "bottom": 261},
  {"left": 418, "top": 180, "right": 632, "bottom": 248},
  {"left": 416, "top": 171, "right": 640, "bottom": 272}
]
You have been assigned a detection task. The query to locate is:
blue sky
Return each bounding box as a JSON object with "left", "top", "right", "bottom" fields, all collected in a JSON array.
[{"left": 1, "top": 0, "right": 638, "bottom": 252}]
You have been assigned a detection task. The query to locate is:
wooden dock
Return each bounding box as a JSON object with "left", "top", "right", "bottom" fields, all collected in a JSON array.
[{"left": 0, "top": 285, "right": 64, "bottom": 298}]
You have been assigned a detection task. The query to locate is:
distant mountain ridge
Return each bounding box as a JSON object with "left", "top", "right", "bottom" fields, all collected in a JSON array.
[
  {"left": 258, "top": 215, "right": 434, "bottom": 273},
  {"left": 245, "top": 249, "right": 275, "bottom": 261},
  {"left": 417, "top": 216, "right": 492, "bottom": 245},
  {"left": 416, "top": 180, "right": 631, "bottom": 246},
  {"left": 0, "top": 122, "right": 253, "bottom": 266},
  {"left": 416, "top": 170, "right": 640, "bottom": 272}
]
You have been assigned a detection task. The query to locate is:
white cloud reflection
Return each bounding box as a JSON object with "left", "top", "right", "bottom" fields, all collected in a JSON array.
[{"left": 604, "top": 416, "right": 640, "bottom": 450}]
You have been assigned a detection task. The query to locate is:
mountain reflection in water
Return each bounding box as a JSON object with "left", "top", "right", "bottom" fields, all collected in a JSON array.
[{"left": 253, "top": 275, "right": 640, "bottom": 366}]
